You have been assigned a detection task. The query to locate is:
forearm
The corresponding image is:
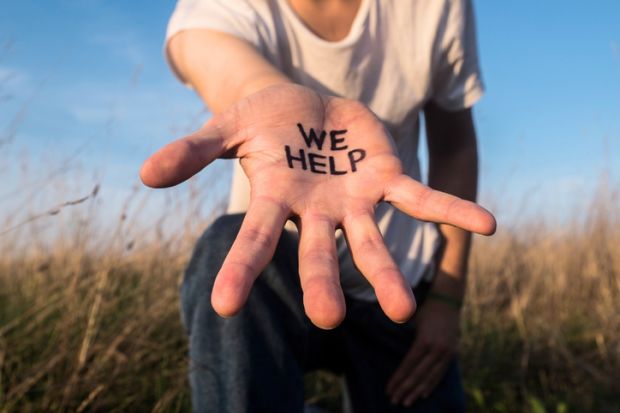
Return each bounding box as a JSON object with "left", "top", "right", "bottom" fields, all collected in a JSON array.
[
  {"left": 428, "top": 150, "right": 477, "bottom": 301},
  {"left": 425, "top": 103, "right": 479, "bottom": 301},
  {"left": 167, "top": 29, "right": 292, "bottom": 113}
]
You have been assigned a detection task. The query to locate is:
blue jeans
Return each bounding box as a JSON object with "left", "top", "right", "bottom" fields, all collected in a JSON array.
[{"left": 181, "top": 214, "right": 465, "bottom": 413}]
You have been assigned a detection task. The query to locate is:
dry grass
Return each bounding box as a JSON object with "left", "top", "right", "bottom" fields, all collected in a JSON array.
[
  {"left": 461, "top": 182, "right": 620, "bottom": 412},
  {"left": 0, "top": 186, "right": 204, "bottom": 413},
  {"left": 0, "top": 175, "right": 619, "bottom": 412}
]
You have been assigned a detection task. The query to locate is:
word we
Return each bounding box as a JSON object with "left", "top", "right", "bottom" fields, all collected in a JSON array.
[{"left": 284, "top": 123, "right": 366, "bottom": 175}]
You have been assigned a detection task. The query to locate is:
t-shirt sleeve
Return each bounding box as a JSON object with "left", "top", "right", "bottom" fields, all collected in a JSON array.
[
  {"left": 430, "top": 0, "right": 484, "bottom": 111},
  {"left": 165, "top": 0, "right": 264, "bottom": 85}
]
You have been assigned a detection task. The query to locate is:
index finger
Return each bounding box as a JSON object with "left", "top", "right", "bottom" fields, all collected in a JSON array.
[
  {"left": 211, "top": 196, "right": 290, "bottom": 317},
  {"left": 384, "top": 175, "right": 496, "bottom": 235}
]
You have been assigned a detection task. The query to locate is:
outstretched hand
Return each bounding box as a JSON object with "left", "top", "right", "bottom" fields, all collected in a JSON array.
[{"left": 140, "top": 84, "right": 495, "bottom": 329}]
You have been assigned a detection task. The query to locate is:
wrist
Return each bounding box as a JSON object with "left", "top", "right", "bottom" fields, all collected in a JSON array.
[
  {"left": 430, "top": 268, "right": 465, "bottom": 299},
  {"left": 239, "top": 72, "right": 292, "bottom": 101},
  {"left": 426, "top": 290, "right": 463, "bottom": 311}
]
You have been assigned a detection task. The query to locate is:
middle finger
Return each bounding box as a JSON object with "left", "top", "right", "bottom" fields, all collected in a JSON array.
[{"left": 298, "top": 214, "right": 345, "bottom": 329}]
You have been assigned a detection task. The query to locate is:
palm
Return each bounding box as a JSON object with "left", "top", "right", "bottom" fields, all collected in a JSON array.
[
  {"left": 141, "top": 84, "right": 495, "bottom": 328},
  {"left": 234, "top": 85, "right": 398, "bottom": 218}
]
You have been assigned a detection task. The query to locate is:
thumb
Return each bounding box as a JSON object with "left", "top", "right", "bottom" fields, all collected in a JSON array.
[{"left": 140, "top": 117, "right": 228, "bottom": 188}]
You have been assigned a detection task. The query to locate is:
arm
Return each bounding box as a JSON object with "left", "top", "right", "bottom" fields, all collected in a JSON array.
[
  {"left": 167, "top": 29, "right": 291, "bottom": 113},
  {"left": 143, "top": 30, "right": 495, "bottom": 330},
  {"left": 386, "top": 101, "right": 479, "bottom": 406},
  {"left": 425, "top": 101, "right": 478, "bottom": 302}
]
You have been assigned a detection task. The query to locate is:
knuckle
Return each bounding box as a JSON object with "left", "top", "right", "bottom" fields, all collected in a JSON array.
[
  {"left": 226, "top": 259, "right": 258, "bottom": 276},
  {"left": 302, "top": 250, "right": 337, "bottom": 267},
  {"left": 413, "top": 186, "right": 433, "bottom": 214},
  {"left": 239, "top": 227, "right": 275, "bottom": 250},
  {"left": 303, "top": 274, "right": 339, "bottom": 292},
  {"left": 356, "top": 234, "right": 385, "bottom": 253},
  {"left": 368, "top": 268, "right": 403, "bottom": 292},
  {"left": 372, "top": 266, "right": 401, "bottom": 282}
]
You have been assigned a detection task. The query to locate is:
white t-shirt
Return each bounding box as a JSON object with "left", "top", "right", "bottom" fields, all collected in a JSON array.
[{"left": 166, "top": 0, "right": 484, "bottom": 301}]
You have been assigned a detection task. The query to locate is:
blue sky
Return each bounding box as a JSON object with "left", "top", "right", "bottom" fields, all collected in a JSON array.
[{"left": 0, "top": 0, "right": 619, "bottom": 229}]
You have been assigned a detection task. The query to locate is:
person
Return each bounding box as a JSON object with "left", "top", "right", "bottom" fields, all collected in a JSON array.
[{"left": 140, "top": 0, "right": 496, "bottom": 412}]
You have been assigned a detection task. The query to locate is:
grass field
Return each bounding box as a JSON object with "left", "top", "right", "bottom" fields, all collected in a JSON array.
[{"left": 0, "top": 179, "right": 619, "bottom": 413}]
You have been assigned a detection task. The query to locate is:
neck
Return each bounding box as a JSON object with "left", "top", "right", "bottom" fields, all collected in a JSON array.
[{"left": 287, "top": 0, "right": 363, "bottom": 42}]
